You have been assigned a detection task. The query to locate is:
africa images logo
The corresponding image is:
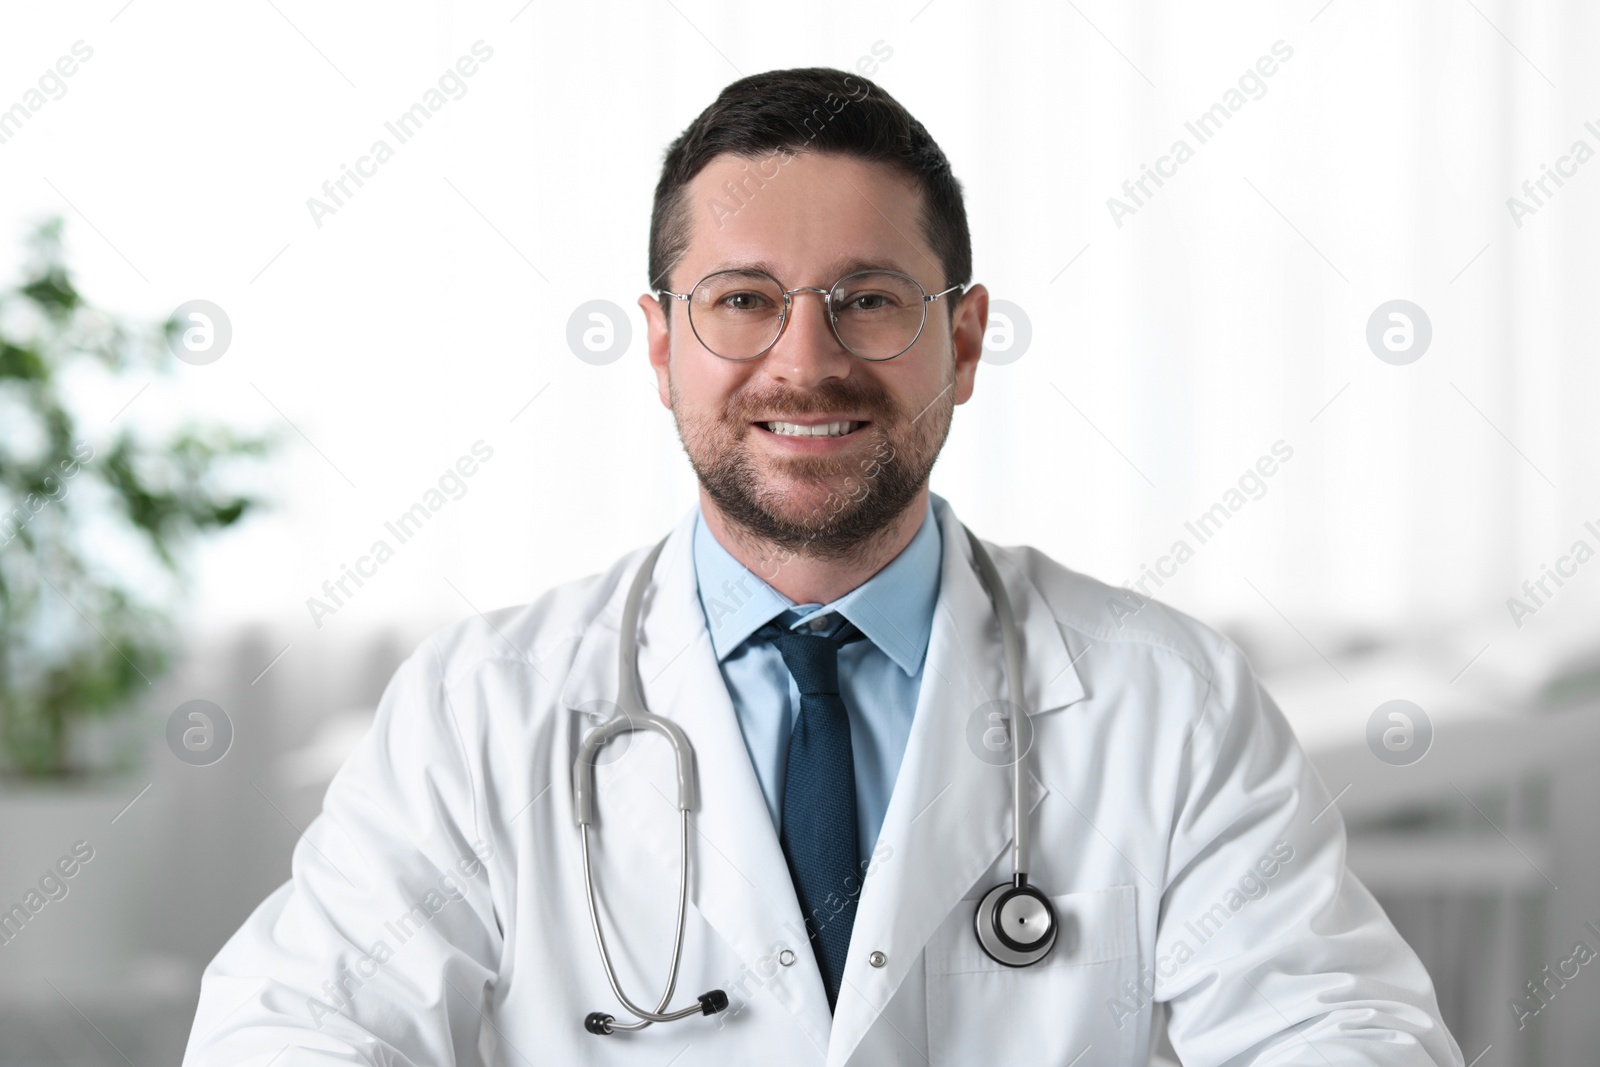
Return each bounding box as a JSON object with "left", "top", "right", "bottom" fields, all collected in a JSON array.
[{"left": 304, "top": 41, "right": 495, "bottom": 229}]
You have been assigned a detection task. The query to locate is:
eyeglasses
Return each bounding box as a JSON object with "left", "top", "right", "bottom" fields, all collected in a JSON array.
[{"left": 657, "top": 268, "right": 962, "bottom": 362}]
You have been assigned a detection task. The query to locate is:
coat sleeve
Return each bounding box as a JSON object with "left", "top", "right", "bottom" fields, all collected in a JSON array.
[
  {"left": 183, "top": 639, "right": 504, "bottom": 1066},
  {"left": 1154, "top": 639, "right": 1465, "bottom": 1066}
]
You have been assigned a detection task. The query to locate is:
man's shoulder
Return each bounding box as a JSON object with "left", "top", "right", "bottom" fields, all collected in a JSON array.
[
  {"left": 991, "top": 538, "right": 1245, "bottom": 684},
  {"left": 409, "top": 542, "right": 653, "bottom": 689}
]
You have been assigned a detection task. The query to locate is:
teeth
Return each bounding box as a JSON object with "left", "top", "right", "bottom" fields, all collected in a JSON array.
[{"left": 765, "top": 421, "right": 859, "bottom": 438}]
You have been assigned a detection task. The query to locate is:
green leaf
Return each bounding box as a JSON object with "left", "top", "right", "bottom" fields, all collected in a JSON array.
[{"left": 0, "top": 216, "right": 276, "bottom": 778}]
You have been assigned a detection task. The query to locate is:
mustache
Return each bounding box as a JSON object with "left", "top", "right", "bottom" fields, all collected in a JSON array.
[{"left": 722, "top": 379, "right": 894, "bottom": 421}]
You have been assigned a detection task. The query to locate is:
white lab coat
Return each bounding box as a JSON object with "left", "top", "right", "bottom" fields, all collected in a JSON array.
[{"left": 185, "top": 497, "right": 1464, "bottom": 1066}]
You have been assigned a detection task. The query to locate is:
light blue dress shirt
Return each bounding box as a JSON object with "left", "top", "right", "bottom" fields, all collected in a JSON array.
[{"left": 692, "top": 500, "right": 942, "bottom": 868}]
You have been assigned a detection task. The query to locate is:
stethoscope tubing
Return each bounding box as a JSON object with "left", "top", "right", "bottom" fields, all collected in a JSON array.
[
  {"left": 578, "top": 813, "right": 697, "bottom": 1029},
  {"left": 574, "top": 522, "right": 1049, "bottom": 1032},
  {"left": 961, "top": 526, "right": 1031, "bottom": 883}
]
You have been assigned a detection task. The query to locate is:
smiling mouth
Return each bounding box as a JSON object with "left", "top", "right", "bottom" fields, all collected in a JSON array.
[{"left": 756, "top": 420, "right": 867, "bottom": 438}]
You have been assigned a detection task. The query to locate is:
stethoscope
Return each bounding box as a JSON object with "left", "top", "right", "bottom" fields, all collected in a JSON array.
[{"left": 572, "top": 525, "right": 1056, "bottom": 1036}]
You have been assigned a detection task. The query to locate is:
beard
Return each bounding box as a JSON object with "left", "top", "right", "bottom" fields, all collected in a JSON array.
[{"left": 671, "top": 369, "right": 954, "bottom": 562}]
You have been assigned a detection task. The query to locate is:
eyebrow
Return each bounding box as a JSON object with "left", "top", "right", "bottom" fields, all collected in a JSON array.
[{"left": 702, "top": 256, "right": 918, "bottom": 282}]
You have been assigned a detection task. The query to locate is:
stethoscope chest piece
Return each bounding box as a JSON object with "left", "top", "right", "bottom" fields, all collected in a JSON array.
[{"left": 974, "top": 879, "right": 1058, "bottom": 967}]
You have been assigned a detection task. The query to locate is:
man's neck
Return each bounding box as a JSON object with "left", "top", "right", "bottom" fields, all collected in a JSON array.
[{"left": 698, "top": 487, "right": 931, "bottom": 605}]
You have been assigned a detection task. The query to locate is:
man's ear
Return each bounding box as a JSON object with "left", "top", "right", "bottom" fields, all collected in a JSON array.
[
  {"left": 638, "top": 293, "right": 672, "bottom": 408},
  {"left": 951, "top": 282, "right": 988, "bottom": 405}
]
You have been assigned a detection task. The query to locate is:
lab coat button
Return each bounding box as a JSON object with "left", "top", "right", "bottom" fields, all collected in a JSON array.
[
  {"left": 778, "top": 949, "right": 796, "bottom": 967},
  {"left": 868, "top": 951, "right": 886, "bottom": 968}
]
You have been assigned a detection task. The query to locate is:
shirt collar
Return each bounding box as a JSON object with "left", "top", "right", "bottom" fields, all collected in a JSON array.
[{"left": 692, "top": 498, "right": 943, "bottom": 676}]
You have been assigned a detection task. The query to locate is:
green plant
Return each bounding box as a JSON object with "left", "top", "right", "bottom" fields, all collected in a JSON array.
[{"left": 0, "top": 218, "right": 272, "bottom": 778}]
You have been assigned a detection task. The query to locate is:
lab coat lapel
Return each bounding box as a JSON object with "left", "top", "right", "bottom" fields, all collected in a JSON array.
[
  {"left": 826, "top": 498, "right": 1088, "bottom": 1067},
  {"left": 562, "top": 510, "right": 836, "bottom": 1053}
]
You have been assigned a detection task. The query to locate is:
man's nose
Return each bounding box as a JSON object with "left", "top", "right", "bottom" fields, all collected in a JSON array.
[{"left": 763, "top": 290, "right": 855, "bottom": 388}]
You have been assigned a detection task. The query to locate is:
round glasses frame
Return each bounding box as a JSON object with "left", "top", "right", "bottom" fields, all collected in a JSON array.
[{"left": 656, "top": 268, "right": 963, "bottom": 363}]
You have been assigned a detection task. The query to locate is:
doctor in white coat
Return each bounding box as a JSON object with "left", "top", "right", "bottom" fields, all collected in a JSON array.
[{"left": 185, "top": 67, "right": 1464, "bottom": 1066}]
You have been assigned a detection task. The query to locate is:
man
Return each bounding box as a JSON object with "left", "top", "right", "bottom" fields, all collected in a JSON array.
[{"left": 185, "top": 68, "right": 1464, "bottom": 1065}]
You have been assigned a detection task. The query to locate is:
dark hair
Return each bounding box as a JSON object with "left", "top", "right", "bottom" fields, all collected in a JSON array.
[{"left": 647, "top": 67, "right": 971, "bottom": 308}]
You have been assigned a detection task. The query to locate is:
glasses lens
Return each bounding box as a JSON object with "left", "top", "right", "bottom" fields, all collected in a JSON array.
[
  {"left": 829, "top": 271, "right": 927, "bottom": 360},
  {"left": 688, "top": 271, "right": 786, "bottom": 360}
]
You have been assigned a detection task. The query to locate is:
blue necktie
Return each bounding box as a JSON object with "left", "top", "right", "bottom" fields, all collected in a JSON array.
[{"left": 755, "top": 617, "right": 865, "bottom": 1011}]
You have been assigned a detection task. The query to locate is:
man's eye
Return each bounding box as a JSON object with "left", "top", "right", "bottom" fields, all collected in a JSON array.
[
  {"left": 841, "top": 293, "right": 891, "bottom": 312},
  {"left": 722, "top": 292, "right": 769, "bottom": 311}
]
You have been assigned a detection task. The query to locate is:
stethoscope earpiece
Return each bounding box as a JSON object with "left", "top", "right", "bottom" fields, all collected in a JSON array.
[{"left": 584, "top": 989, "right": 728, "bottom": 1036}]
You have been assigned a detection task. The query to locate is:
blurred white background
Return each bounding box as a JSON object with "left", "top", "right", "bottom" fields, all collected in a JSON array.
[{"left": 1, "top": 0, "right": 1598, "bottom": 1063}]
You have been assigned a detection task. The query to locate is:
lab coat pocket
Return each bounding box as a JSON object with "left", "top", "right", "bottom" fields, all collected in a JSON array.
[{"left": 925, "top": 885, "right": 1141, "bottom": 1067}]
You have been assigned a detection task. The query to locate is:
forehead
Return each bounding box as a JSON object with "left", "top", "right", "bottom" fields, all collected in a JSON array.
[{"left": 677, "top": 150, "right": 940, "bottom": 285}]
